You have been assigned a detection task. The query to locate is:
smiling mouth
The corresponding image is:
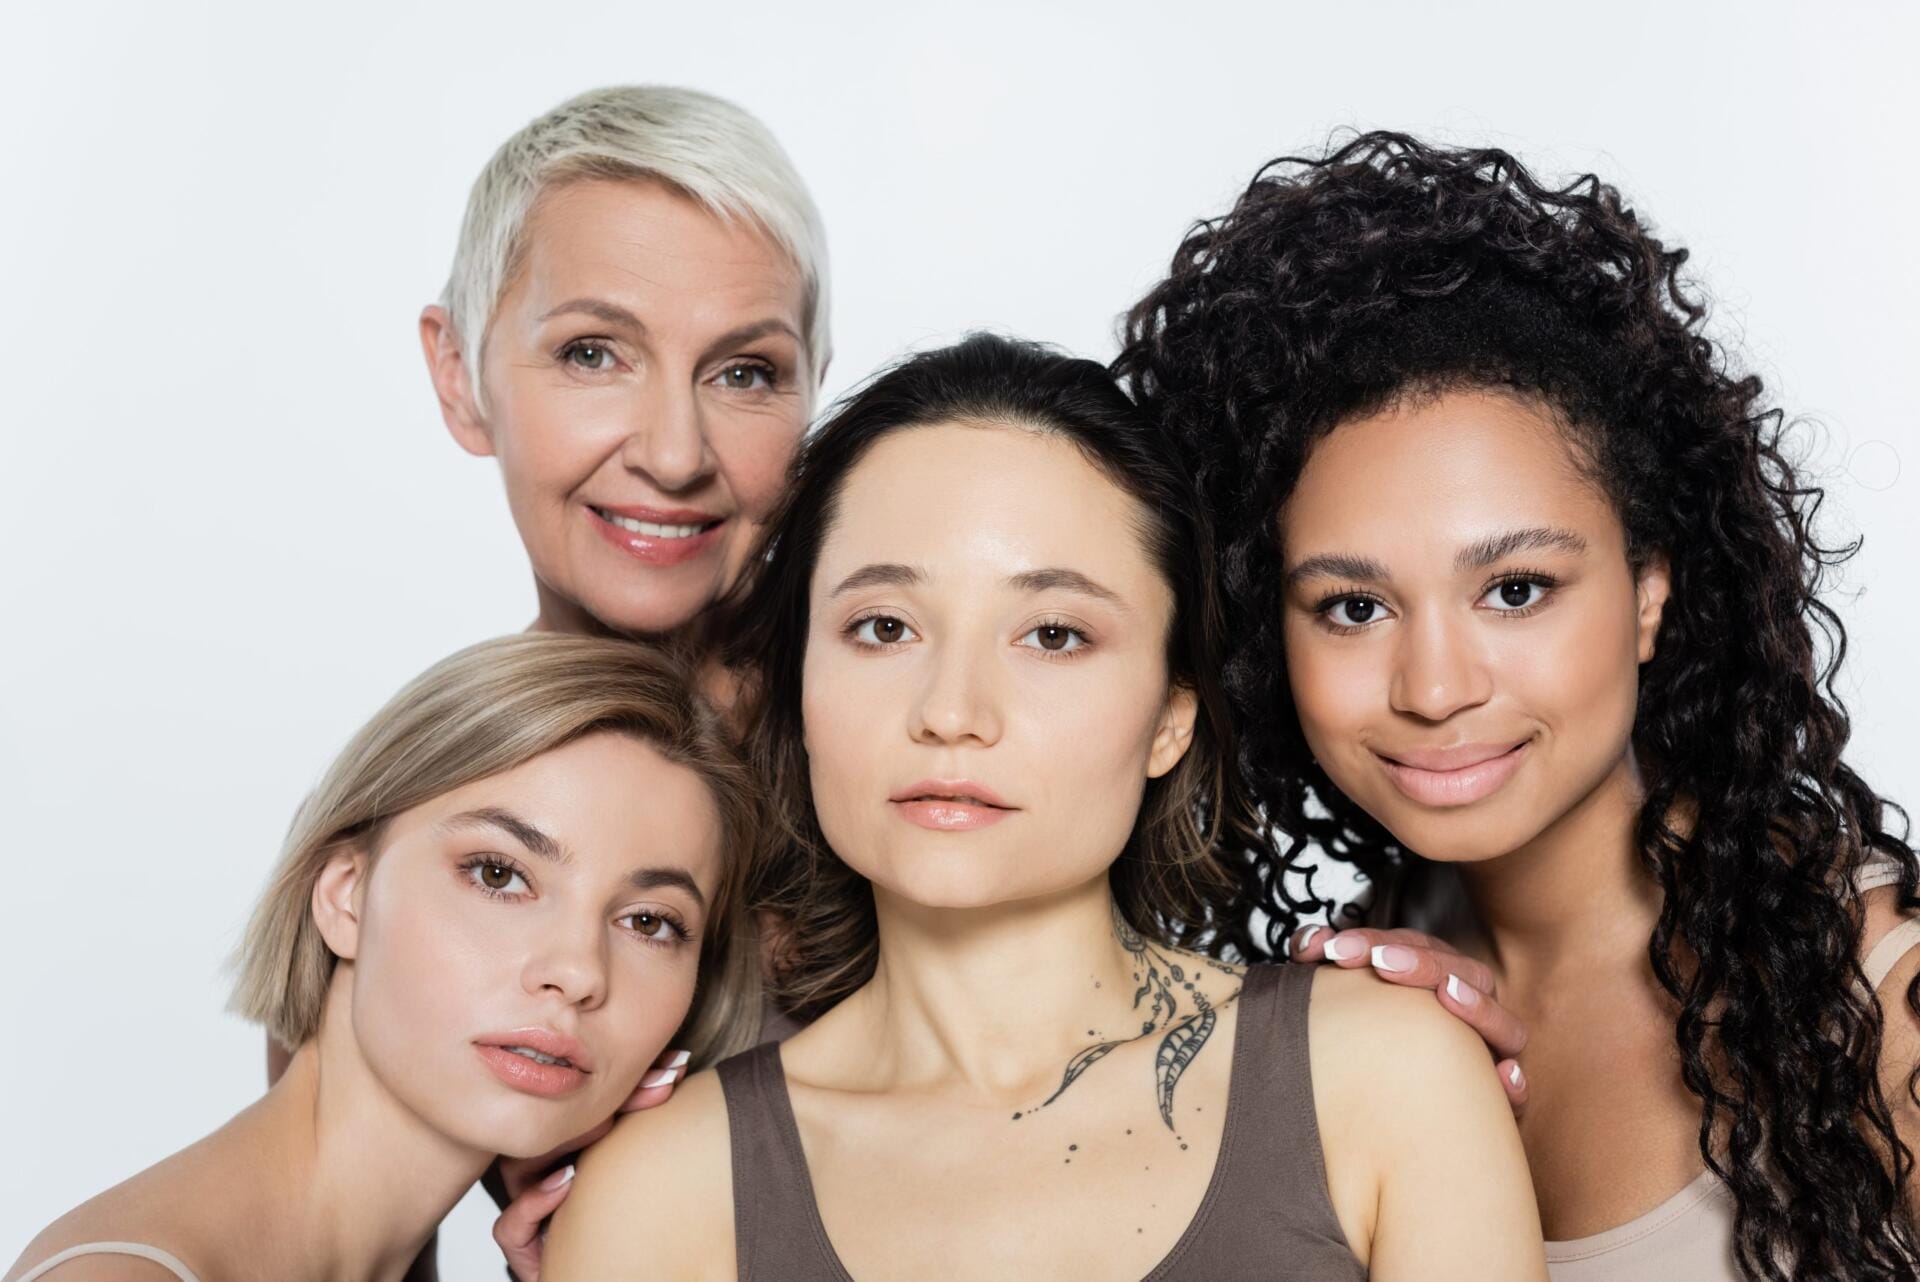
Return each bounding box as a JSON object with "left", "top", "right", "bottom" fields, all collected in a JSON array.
[{"left": 589, "top": 506, "right": 722, "bottom": 539}]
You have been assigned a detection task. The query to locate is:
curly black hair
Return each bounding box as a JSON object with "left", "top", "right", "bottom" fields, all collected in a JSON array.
[{"left": 1115, "top": 132, "right": 1920, "bottom": 1278}]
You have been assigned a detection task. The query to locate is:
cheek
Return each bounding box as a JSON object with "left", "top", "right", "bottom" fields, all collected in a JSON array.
[
  {"left": 489, "top": 384, "right": 625, "bottom": 500},
  {"left": 713, "top": 421, "right": 802, "bottom": 517},
  {"left": 1283, "top": 624, "right": 1373, "bottom": 749}
]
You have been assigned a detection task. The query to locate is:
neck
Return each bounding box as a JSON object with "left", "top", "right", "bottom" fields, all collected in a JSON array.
[
  {"left": 1454, "top": 752, "right": 1663, "bottom": 993},
  {"left": 237, "top": 984, "right": 491, "bottom": 1282},
  {"left": 834, "top": 874, "right": 1221, "bottom": 1102}
]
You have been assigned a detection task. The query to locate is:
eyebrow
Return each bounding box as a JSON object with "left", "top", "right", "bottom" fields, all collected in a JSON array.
[
  {"left": 438, "top": 807, "right": 707, "bottom": 908},
  {"left": 828, "top": 563, "right": 1125, "bottom": 606},
  {"left": 829, "top": 562, "right": 923, "bottom": 598},
  {"left": 1454, "top": 526, "right": 1588, "bottom": 570},
  {"left": 698, "top": 319, "right": 802, "bottom": 362},
  {"left": 1284, "top": 526, "right": 1591, "bottom": 588},
  {"left": 1008, "top": 567, "right": 1124, "bottom": 606},
  {"left": 537, "top": 298, "right": 645, "bottom": 329}
]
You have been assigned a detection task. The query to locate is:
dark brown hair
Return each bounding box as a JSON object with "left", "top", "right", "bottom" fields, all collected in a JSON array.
[{"left": 722, "top": 333, "right": 1263, "bottom": 1017}]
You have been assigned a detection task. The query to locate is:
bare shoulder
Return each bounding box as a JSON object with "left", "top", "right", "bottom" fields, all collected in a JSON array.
[
  {"left": 1307, "top": 964, "right": 1516, "bottom": 1157},
  {"left": 1308, "top": 962, "right": 1493, "bottom": 1085},
  {"left": 544, "top": 1066, "right": 736, "bottom": 1282},
  {"left": 5, "top": 1161, "right": 216, "bottom": 1282}
]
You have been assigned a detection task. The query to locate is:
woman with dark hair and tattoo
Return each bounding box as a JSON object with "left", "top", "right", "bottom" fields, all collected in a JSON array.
[
  {"left": 542, "top": 334, "right": 1546, "bottom": 1280},
  {"left": 1116, "top": 132, "right": 1920, "bottom": 1279}
]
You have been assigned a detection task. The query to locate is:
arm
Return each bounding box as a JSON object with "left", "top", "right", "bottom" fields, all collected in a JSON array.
[
  {"left": 1309, "top": 967, "right": 1547, "bottom": 1282},
  {"left": 541, "top": 1070, "right": 735, "bottom": 1282}
]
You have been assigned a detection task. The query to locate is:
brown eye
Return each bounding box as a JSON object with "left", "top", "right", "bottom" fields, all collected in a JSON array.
[
  {"left": 1016, "top": 623, "right": 1086, "bottom": 654},
  {"left": 469, "top": 861, "right": 525, "bottom": 894},
  {"left": 1333, "top": 598, "right": 1377, "bottom": 626},
  {"left": 852, "top": 615, "right": 917, "bottom": 646}
]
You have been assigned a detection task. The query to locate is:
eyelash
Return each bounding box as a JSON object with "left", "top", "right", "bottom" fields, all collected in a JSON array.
[
  {"left": 455, "top": 856, "right": 692, "bottom": 948},
  {"left": 841, "top": 612, "right": 1095, "bottom": 659},
  {"left": 554, "top": 340, "right": 783, "bottom": 395},
  {"left": 1311, "top": 571, "right": 1561, "bottom": 634}
]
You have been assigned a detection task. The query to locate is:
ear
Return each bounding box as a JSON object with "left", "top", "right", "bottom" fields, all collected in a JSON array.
[
  {"left": 419, "top": 305, "right": 494, "bottom": 458},
  {"left": 1147, "top": 683, "right": 1200, "bottom": 779},
  {"left": 310, "top": 843, "right": 372, "bottom": 962},
  {"left": 1635, "top": 553, "right": 1671, "bottom": 664}
]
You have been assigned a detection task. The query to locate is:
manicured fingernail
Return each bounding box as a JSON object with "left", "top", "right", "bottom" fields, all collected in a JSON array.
[
  {"left": 1371, "top": 944, "right": 1416, "bottom": 974},
  {"left": 1321, "top": 934, "right": 1361, "bottom": 961},
  {"left": 667, "top": 1049, "right": 692, "bottom": 1070},
  {"left": 1507, "top": 1063, "right": 1525, "bottom": 1090},
  {"left": 1445, "top": 974, "right": 1479, "bottom": 1006},
  {"left": 1294, "top": 926, "right": 1324, "bottom": 955},
  {"left": 540, "top": 1164, "right": 576, "bottom": 1192},
  {"left": 640, "top": 1066, "right": 681, "bottom": 1089}
]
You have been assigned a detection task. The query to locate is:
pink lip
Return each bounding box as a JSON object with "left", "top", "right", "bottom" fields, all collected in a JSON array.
[
  {"left": 586, "top": 504, "right": 727, "bottom": 568},
  {"left": 1376, "top": 739, "right": 1531, "bottom": 808},
  {"left": 889, "top": 779, "right": 1017, "bottom": 831},
  {"left": 473, "top": 1028, "right": 593, "bottom": 1099}
]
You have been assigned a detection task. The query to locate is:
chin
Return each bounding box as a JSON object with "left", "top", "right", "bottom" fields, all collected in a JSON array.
[{"left": 1375, "top": 809, "right": 1543, "bottom": 865}]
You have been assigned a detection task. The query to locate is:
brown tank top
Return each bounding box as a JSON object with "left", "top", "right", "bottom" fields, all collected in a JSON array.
[{"left": 715, "top": 963, "right": 1363, "bottom": 1280}]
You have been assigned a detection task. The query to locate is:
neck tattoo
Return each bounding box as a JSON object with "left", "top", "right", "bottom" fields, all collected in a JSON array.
[{"left": 1011, "top": 916, "right": 1241, "bottom": 1130}]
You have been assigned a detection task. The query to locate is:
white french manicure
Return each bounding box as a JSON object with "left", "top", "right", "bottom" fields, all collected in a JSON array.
[
  {"left": 1295, "top": 925, "right": 1324, "bottom": 955},
  {"left": 539, "top": 1164, "right": 576, "bottom": 1192},
  {"left": 667, "top": 1049, "right": 692, "bottom": 1070},
  {"left": 1507, "top": 1063, "right": 1525, "bottom": 1090},
  {"left": 1322, "top": 934, "right": 1361, "bottom": 961},
  {"left": 640, "top": 1066, "right": 681, "bottom": 1089},
  {"left": 1445, "top": 974, "right": 1480, "bottom": 1006},
  {"left": 1370, "top": 944, "right": 1416, "bottom": 973}
]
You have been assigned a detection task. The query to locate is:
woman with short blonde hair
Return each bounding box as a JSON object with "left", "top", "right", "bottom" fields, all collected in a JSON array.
[{"left": 10, "top": 634, "right": 767, "bottom": 1282}]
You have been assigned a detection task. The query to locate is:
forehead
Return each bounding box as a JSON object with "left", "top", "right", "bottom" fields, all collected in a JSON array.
[
  {"left": 815, "top": 421, "right": 1162, "bottom": 592},
  {"left": 390, "top": 732, "right": 724, "bottom": 888},
  {"left": 1281, "top": 389, "right": 1623, "bottom": 558},
  {"left": 507, "top": 176, "right": 805, "bottom": 329}
]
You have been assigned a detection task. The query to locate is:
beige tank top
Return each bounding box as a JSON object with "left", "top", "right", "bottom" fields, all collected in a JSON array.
[
  {"left": 1544, "top": 859, "right": 1920, "bottom": 1280},
  {"left": 13, "top": 1243, "right": 202, "bottom": 1282}
]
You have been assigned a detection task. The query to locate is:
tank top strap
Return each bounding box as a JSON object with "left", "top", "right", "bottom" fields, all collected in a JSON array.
[
  {"left": 1145, "top": 963, "right": 1363, "bottom": 1278},
  {"left": 713, "top": 1043, "right": 850, "bottom": 1282},
  {"left": 14, "top": 1242, "right": 203, "bottom": 1282},
  {"left": 1863, "top": 917, "right": 1920, "bottom": 992}
]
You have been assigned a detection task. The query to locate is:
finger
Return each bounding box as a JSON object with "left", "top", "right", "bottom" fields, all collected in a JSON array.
[
  {"left": 1496, "top": 1058, "right": 1529, "bottom": 1117},
  {"left": 1288, "top": 925, "right": 1333, "bottom": 961},
  {"left": 498, "top": 1121, "right": 607, "bottom": 1201},
  {"left": 1362, "top": 940, "right": 1498, "bottom": 997},
  {"left": 618, "top": 1048, "right": 692, "bottom": 1113},
  {"left": 492, "top": 1165, "right": 575, "bottom": 1281},
  {"left": 1432, "top": 972, "right": 1531, "bottom": 1061}
]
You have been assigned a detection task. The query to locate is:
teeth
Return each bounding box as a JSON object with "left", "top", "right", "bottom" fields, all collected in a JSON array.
[
  {"left": 504, "top": 1046, "right": 571, "bottom": 1067},
  {"left": 596, "top": 509, "right": 709, "bottom": 539}
]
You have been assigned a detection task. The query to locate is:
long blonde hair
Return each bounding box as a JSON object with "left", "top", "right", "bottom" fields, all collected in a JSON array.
[{"left": 229, "top": 634, "right": 767, "bottom": 1067}]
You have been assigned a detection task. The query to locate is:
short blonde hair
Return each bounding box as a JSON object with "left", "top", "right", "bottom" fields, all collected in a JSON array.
[
  {"left": 229, "top": 634, "right": 767, "bottom": 1068},
  {"left": 440, "top": 85, "right": 830, "bottom": 407}
]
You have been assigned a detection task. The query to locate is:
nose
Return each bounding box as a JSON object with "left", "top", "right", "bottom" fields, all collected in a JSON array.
[
  {"left": 1388, "top": 607, "right": 1493, "bottom": 723},
  {"left": 909, "top": 637, "right": 1004, "bottom": 748},
  {"left": 619, "top": 376, "right": 715, "bottom": 494},
  {"left": 521, "top": 917, "right": 609, "bottom": 1012}
]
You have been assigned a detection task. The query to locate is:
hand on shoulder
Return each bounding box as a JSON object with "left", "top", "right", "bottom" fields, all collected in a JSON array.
[{"left": 541, "top": 1068, "right": 736, "bottom": 1282}]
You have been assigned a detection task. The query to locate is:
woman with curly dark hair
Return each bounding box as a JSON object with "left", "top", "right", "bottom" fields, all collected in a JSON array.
[{"left": 1117, "top": 132, "right": 1920, "bottom": 1280}]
